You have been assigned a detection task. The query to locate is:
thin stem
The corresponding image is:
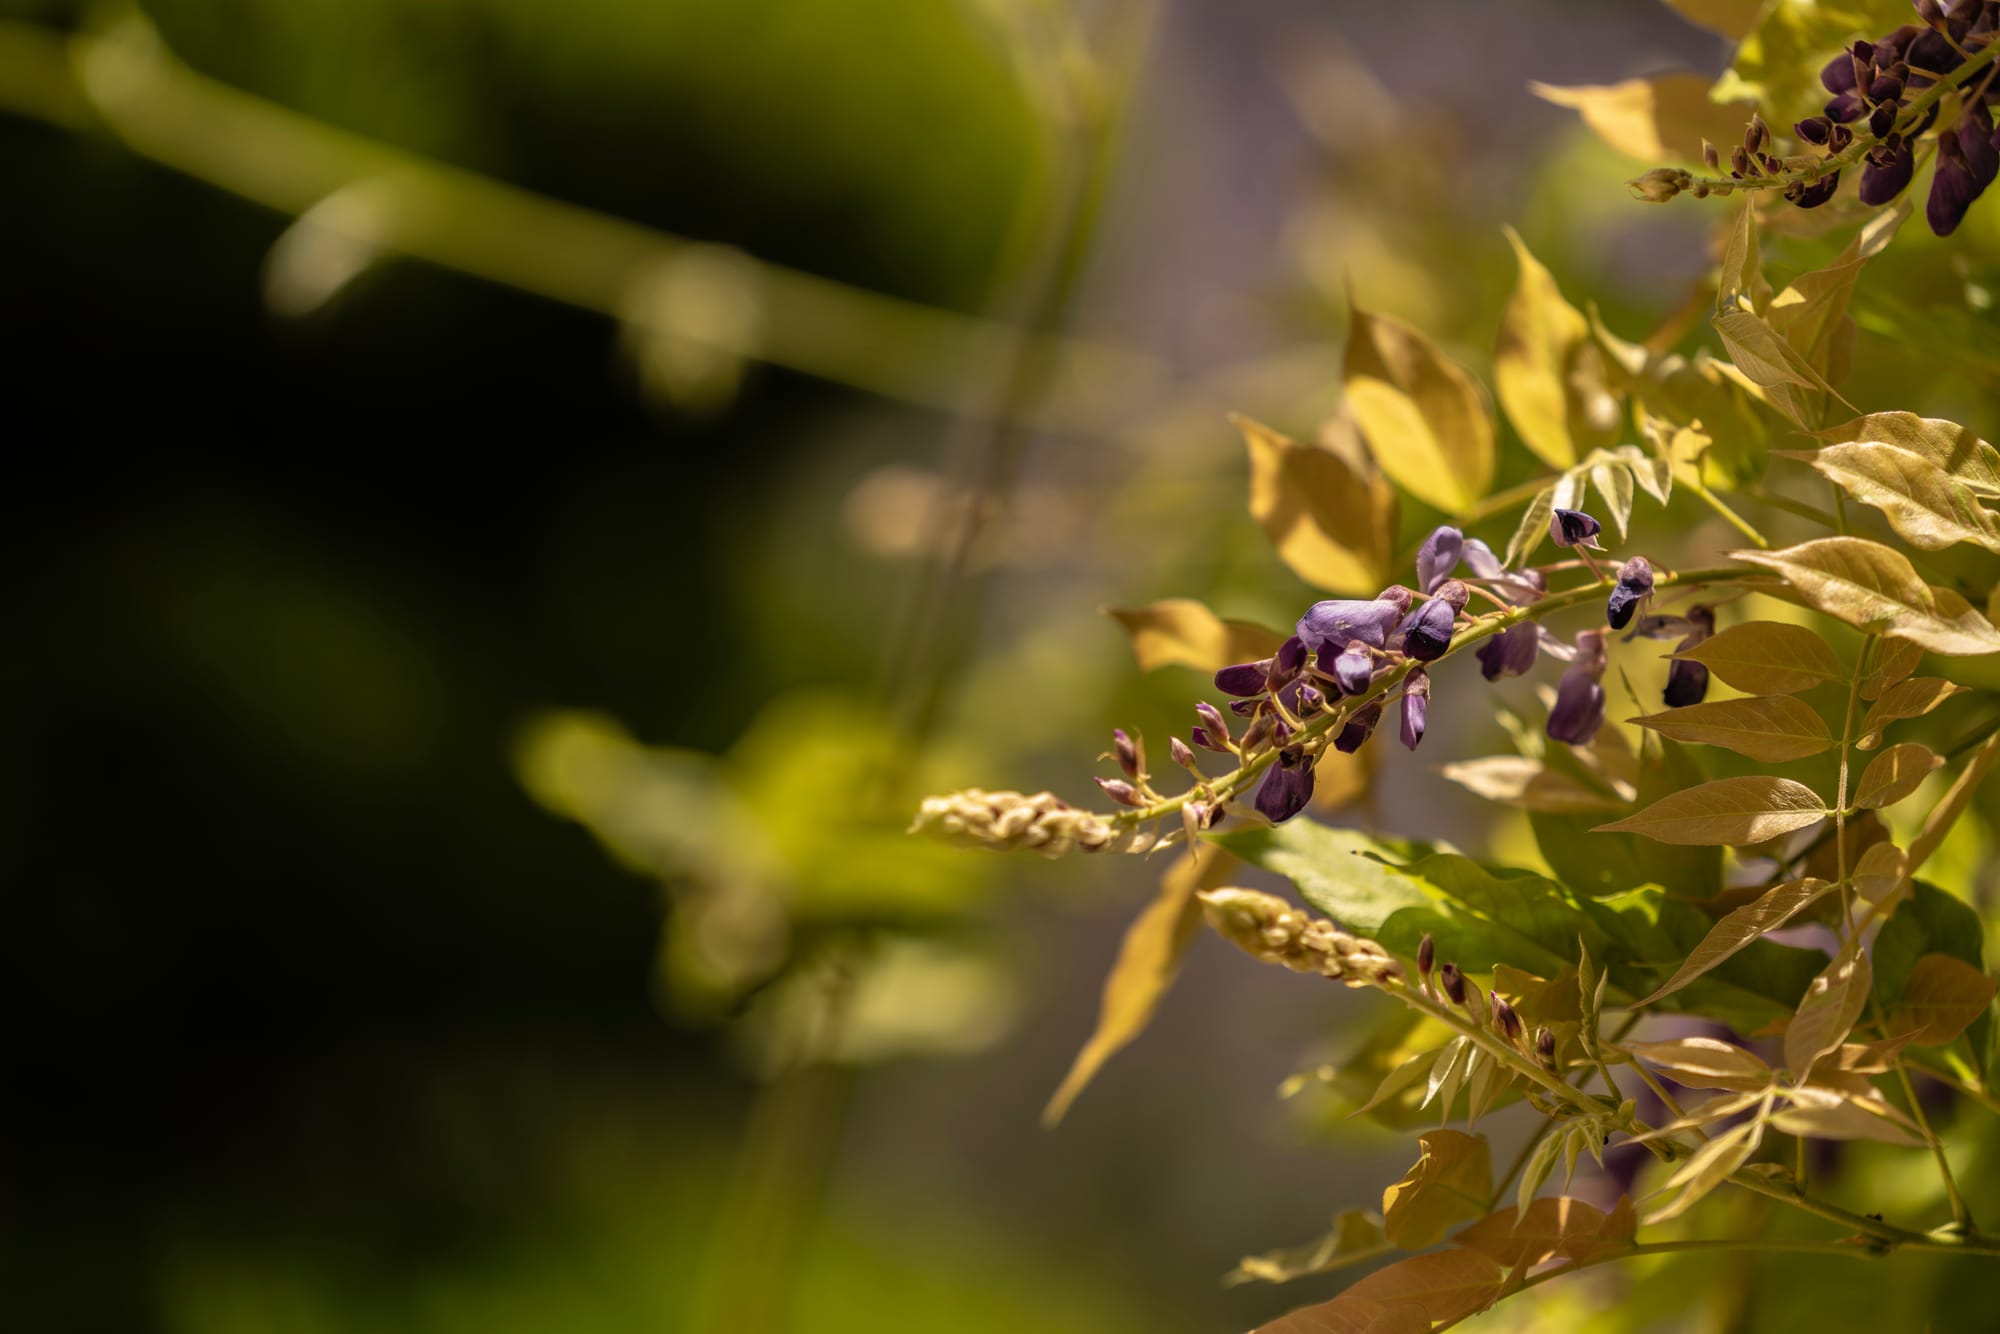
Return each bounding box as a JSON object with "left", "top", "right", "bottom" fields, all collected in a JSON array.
[
  {"left": 1892, "top": 1050, "right": 1973, "bottom": 1229},
  {"left": 1689, "top": 475, "right": 1770, "bottom": 547},
  {"left": 1908, "top": 1062, "right": 2000, "bottom": 1118},
  {"left": 1834, "top": 636, "right": 1871, "bottom": 931}
]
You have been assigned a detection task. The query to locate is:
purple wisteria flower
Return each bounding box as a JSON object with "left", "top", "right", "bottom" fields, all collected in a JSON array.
[
  {"left": 1665, "top": 606, "right": 1716, "bottom": 708},
  {"left": 1400, "top": 669, "right": 1430, "bottom": 751},
  {"left": 1416, "top": 525, "right": 1464, "bottom": 595},
  {"left": 1255, "top": 750, "right": 1315, "bottom": 822},
  {"left": 1398, "top": 581, "right": 1468, "bottom": 662},
  {"left": 1550, "top": 508, "right": 1603, "bottom": 550},
  {"left": 1334, "top": 702, "right": 1383, "bottom": 754},
  {"left": 1330, "top": 639, "right": 1375, "bottom": 696},
  {"left": 1296, "top": 588, "right": 1410, "bottom": 654},
  {"left": 1476, "top": 618, "right": 1540, "bottom": 680},
  {"left": 1214, "top": 660, "right": 1269, "bottom": 697},
  {"left": 1547, "top": 629, "right": 1608, "bottom": 746},
  {"left": 1606, "top": 557, "right": 1654, "bottom": 631}
]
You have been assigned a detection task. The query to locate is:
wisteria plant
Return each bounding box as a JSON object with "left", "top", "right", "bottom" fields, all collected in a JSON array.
[{"left": 914, "top": 2, "right": 2000, "bottom": 1328}]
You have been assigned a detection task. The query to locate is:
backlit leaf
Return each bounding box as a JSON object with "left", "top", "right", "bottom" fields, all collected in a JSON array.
[
  {"left": 1716, "top": 197, "right": 1766, "bottom": 317},
  {"left": 1237, "top": 414, "right": 1397, "bottom": 594},
  {"left": 1227, "top": 1210, "right": 1390, "bottom": 1287},
  {"left": 1504, "top": 485, "right": 1556, "bottom": 569},
  {"left": 1105, "top": 599, "right": 1285, "bottom": 674},
  {"left": 1634, "top": 879, "right": 1831, "bottom": 1006},
  {"left": 1818, "top": 412, "right": 2000, "bottom": 498},
  {"left": 1331, "top": 1247, "right": 1510, "bottom": 1326},
  {"left": 1496, "top": 228, "right": 1600, "bottom": 470},
  {"left": 1860, "top": 636, "right": 1923, "bottom": 700},
  {"left": 1382, "top": 1130, "right": 1491, "bottom": 1249},
  {"left": 1713, "top": 308, "right": 1842, "bottom": 430},
  {"left": 1856, "top": 677, "right": 1967, "bottom": 749},
  {"left": 1588, "top": 450, "right": 1637, "bottom": 538},
  {"left": 1439, "top": 756, "right": 1625, "bottom": 814},
  {"left": 1043, "top": 851, "right": 1230, "bottom": 1125},
  {"left": 1764, "top": 205, "right": 1903, "bottom": 381},
  {"left": 1784, "top": 443, "right": 2000, "bottom": 553},
  {"left": 1786, "top": 948, "right": 1872, "bottom": 1077},
  {"left": 1255, "top": 1295, "right": 1434, "bottom": 1334},
  {"left": 1772, "top": 1094, "right": 1925, "bottom": 1145},
  {"left": 1625, "top": 1036, "right": 1773, "bottom": 1092},
  {"left": 1646, "top": 1112, "right": 1767, "bottom": 1224},
  {"left": 1592, "top": 775, "right": 1826, "bottom": 846},
  {"left": 1344, "top": 307, "right": 1494, "bottom": 514},
  {"left": 1452, "top": 1197, "right": 1620, "bottom": 1270},
  {"left": 1889, "top": 954, "right": 1999, "bottom": 1047},
  {"left": 1628, "top": 695, "right": 1832, "bottom": 761},
  {"left": 1730, "top": 538, "right": 2000, "bottom": 655},
  {"left": 1350, "top": 1048, "right": 1442, "bottom": 1120},
  {"left": 1853, "top": 743, "right": 1943, "bottom": 810},
  {"left": 1671, "top": 620, "right": 1840, "bottom": 695},
  {"left": 1911, "top": 732, "right": 2000, "bottom": 874},
  {"left": 1530, "top": 74, "right": 1756, "bottom": 165}
]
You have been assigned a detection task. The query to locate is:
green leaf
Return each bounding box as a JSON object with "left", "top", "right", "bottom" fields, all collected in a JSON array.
[
  {"left": 1496, "top": 228, "right": 1605, "bottom": 470},
  {"left": 1670, "top": 620, "right": 1841, "bottom": 695},
  {"left": 1105, "top": 599, "right": 1284, "bottom": 673},
  {"left": 1226, "top": 1210, "right": 1389, "bottom": 1287},
  {"left": 1716, "top": 197, "right": 1765, "bottom": 317},
  {"left": 1633, "top": 878, "right": 1832, "bottom": 1006},
  {"left": 1382, "top": 1130, "right": 1491, "bottom": 1249},
  {"left": 1714, "top": 308, "right": 1843, "bottom": 430},
  {"left": 1783, "top": 443, "right": 2000, "bottom": 553},
  {"left": 1817, "top": 412, "right": 2000, "bottom": 498},
  {"left": 1764, "top": 204, "right": 1903, "bottom": 381},
  {"left": 1344, "top": 307, "right": 1494, "bottom": 514},
  {"left": 1207, "top": 823, "right": 1430, "bottom": 933},
  {"left": 1645, "top": 1110, "right": 1767, "bottom": 1224},
  {"left": 1237, "top": 414, "right": 1398, "bottom": 594},
  {"left": 1628, "top": 695, "right": 1833, "bottom": 762},
  {"left": 1889, "top": 954, "right": 1999, "bottom": 1047},
  {"left": 1439, "top": 756, "right": 1626, "bottom": 814},
  {"left": 1875, "top": 881, "right": 1987, "bottom": 1002},
  {"left": 1730, "top": 537, "right": 2000, "bottom": 655},
  {"left": 1504, "top": 485, "right": 1556, "bottom": 568},
  {"left": 1592, "top": 775, "right": 1826, "bottom": 846},
  {"left": 1853, "top": 743, "right": 1943, "bottom": 810},
  {"left": 1530, "top": 736, "right": 1718, "bottom": 900}
]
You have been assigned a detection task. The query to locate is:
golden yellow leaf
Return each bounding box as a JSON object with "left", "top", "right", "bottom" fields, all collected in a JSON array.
[
  {"left": 1716, "top": 197, "right": 1767, "bottom": 317},
  {"left": 1856, "top": 677, "right": 1968, "bottom": 749},
  {"left": 1503, "top": 484, "right": 1556, "bottom": 569},
  {"left": 1255, "top": 1296, "right": 1435, "bottom": 1334},
  {"left": 1530, "top": 73, "right": 1755, "bottom": 164},
  {"left": 1495, "top": 228, "right": 1605, "bottom": 470},
  {"left": 1437, "top": 756, "right": 1625, "bottom": 814},
  {"left": 1784, "top": 443, "right": 2000, "bottom": 553},
  {"left": 1452, "top": 1196, "right": 1620, "bottom": 1269},
  {"left": 1713, "top": 307, "right": 1844, "bottom": 429},
  {"left": 1889, "top": 954, "right": 1999, "bottom": 1047},
  {"left": 1634, "top": 879, "right": 1832, "bottom": 1006},
  {"left": 1626, "top": 1036, "right": 1775, "bottom": 1092},
  {"left": 1042, "top": 851, "right": 1233, "bottom": 1125},
  {"left": 1329, "top": 1248, "right": 1509, "bottom": 1327},
  {"left": 1854, "top": 743, "right": 1942, "bottom": 810},
  {"left": 1628, "top": 695, "right": 1833, "bottom": 762},
  {"left": 1592, "top": 775, "right": 1826, "bottom": 846},
  {"left": 1730, "top": 538, "right": 2000, "bottom": 655},
  {"left": 1344, "top": 307, "right": 1494, "bottom": 514},
  {"left": 1772, "top": 1090, "right": 1925, "bottom": 1145},
  {"left": 1237, "top": 414, "right": 1396, "bottom": 594},
  {"left": 1765, "top": 205, "right": 1904, "bottom": 380},
  {"left": 1646, "top": 1112, "right": 1767, "bottom": 1224},
  {"left": 1226, "top": 1210, "right": 1389, "bottom": 1287},
  {"left": 1786, "top": 948, "right": 1872, "bottom": 1077},
  {"left": 1912, "top": 731, "right": 2000, "bottom": 874},
  {"left": 1818, "top": 412, "right": 2000, "bottom": 498},
  {"left": 1382, "top": 1129, "right": 1492, "bottom": 1249},
  {"left": 1104, "top": 599, "right": 1284, "bottom": 674},
  {"left": 1671, "top": 620, "right": 1841, "bottom": 695},
  {"left": 1861, "top": 635, "right": 1924, "bottom": 700}
]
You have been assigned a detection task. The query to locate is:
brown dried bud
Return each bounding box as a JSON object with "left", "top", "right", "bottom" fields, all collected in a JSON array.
[
  {"left": 1112, "top": 728, "right": 1142, "bottom": 779},
  {"left": 1417, "top": 932, "right": 1435, "bottom": 979},
  {"left": 1744, "top": 113, "right": 1768, "bottom": 153},
  {"left": 911, "top": 788, "right": 1136, "bottom": 858},
  {"left": 1439, "top": 961, "right": 1467, "bottom": 1005},
  {"left": 1493, "top": 994, "right": 1523, "bottom": 1041},
  {"left": 1702, "top": 139, "right": 1721, "bottom": 169},
  {"left": 1629, "top": 167, "right": 1692, "bottom": 202},
  {"left": 1535, "top": 1026, "right": 1557, "bottom": 1062},
  {"left": 1196, "top": 888, "right": 1399, "bottom": 987}
]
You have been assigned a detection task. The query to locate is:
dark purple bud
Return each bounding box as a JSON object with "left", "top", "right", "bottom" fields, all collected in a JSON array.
[
  {"left": 1907, "top": 27, "right": 1964, "bottom": 76},
  {"left": 1271, "top": 720, "right": 1293, "bottom": 748},
  {"left": 1095, "top": 777, "right": 1143, "bottom": 807},
  {"left": 1296, "top": 598, "right": 1401, "bottom": 652},
  {"left": 1439, "top": 961, "right": 1467, "bottom": 1006},
  {"left": 1493, "top": 994, "right": 1523, "bottom": 1040},
  {"left": 1795, "top": 115, "right": 1833, "bottom": 145},
  {"left": 1790, "top": 170, "right": 1842, "bottom": 208},
  {"left": 1334, "top": 702, "right": 1383, "bottom": 754},
  {"left": 1332, "top": 639, "right": 1375, "bottom": 696},
  {"left": 1731, "top": 144, "right": 1753, "bottom": 175},
  {"left": 1194, "top": 701, "right": 1229, "bottom": 743},
  {"left": 1881, "top": 23, "right": 1922, "bottom": 57},
  {"left": 1417, "top": 932, "right": 1435, "bottom": 979},
  {"left": 1536, "top": 1026, "right": 1557, "bottom": 1061},
  {"left": 1241, "top": 713, "right": 1273, "bottom": 750},
  {"left": 1416, "top": 525, "right": 1465, "bottom": 595},
  {"left": 1547, "top": 629, "right": 1608, "bottom": 746},
  {"left": 1399, "top": 669, "right": 1430, "bottom": 752},
  {"left": 1664, "top": 606, "right": 1715, "bottom": 708},
  {"left": 1191, "top": 726, "right": 1228, "bottom": 753},
  {"left": 1917, "top": 0, "right": 1946, "bottom": 27},
  {"left": 1113, "top": 728, "right": 1141, "bottom": 779},
  {"left": 1861, "top": 138, "right": 1916, "bottom": 203},
  {"left": 1275, "top": 634, "right": 1307, "bottom": 676},
  {"left": 1869, "top": 100, "right": 1899, "bottom": 138},
  {"left": 1397, "top": 598, "right": 1457, "bottom": 662},
  {"left": 1214, "top": 660, "right": 1270, "bottom": 697},
  {"left": 1550, "top": 507, "right": 1603, "bottom": 549},
  {"left": 1829, "top": 122, "right": 1855, "bottom": 150},
  {"left": 1254, "top": 752, "right": 1315, "bottom": 823},
  {"left": 1822, "top": 50, "right": 1858, "bottom": 93},
  {"left": 1928, "top": 132, "right": 1984, "bottom": 235},
  {"left": 1432, "top": 579, "right": 1471, "bottom": 613},
  {"left": 1476, "top": 620, "right": 1539, "bottom": 680},
  {"left": 1605, "top": 557, "right": 1655, "bottom": 631},
  {"left": 1744, "top": 114, "right": 1768, "bottom": 153},
  {"left": 1961, "top": 107, "right": 1998, "bottom": 187},
  {"left": 1703, "top": 139, "right": 1721, "bottom": 168},
  {"left": 1228, "top": 697, "right": 1261, "bottom": 717},
  {"left": 1169, "top": 735, "right": 1197, "bottom": 770},
  {"left": 1292, "top": 681, "right": 1325, "bottom": 714},
  {"left": 1870, "top": 73, "right": 1907, "bottom": 101},
  {"left": 1826, "top": 90, "right": 1867, "bottom": 122}
]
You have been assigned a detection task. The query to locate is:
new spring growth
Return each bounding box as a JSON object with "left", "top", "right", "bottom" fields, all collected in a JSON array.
[
  {"left": 911, "top": 788, "right": 1142, "bottom": 857},
  {"left": 1492, "top": 993, "right": 1524, "bottom": 1045},
  {"left": 1438, "top": 960, "right": 1468, "bottom": 1006},
  {"left": 1197, "top": 888, "right": 1402, "bottom": 987},
  {"left": 1535, "top": 1026, "right": 1557, "bottom": 1067},
  {"left": 1168, "top": 735, "right": 1198, "bottom": 772},
  {"left": 1112, "top": 728, "right": 1143, "bottom": 780}
]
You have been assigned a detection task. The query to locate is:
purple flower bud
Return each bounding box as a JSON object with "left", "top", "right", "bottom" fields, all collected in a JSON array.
[
  {"left": 1861, "top": 137, "right": 1916, "bottom": 203},
  {"left": 1376, "top": 585, "right": 1415, "bottom": 615},
  {"left": 1296, "top": 598, "right": 1402, "bottom": 653},
  {"left": 1825, "top": 90, "right": 1867, "bottom": 122},
  {"left": 1095, "top": 777, "right": 1143, "bottom": 807},
  {"left": 1605, "top": 556, "right": 1654, "bottom": 630},
  {"left": 1254, "top": 753, "right": 1316, "bottom": 824},
  {"left": 1276, "top": 634, "right": 1308, "bottom": 676},
  {"left": 1744, "top": 114, "right": 1768, "bottom": 153},
  {"left": 1417, "top": 932, "right": 1435, "bottom": 979},
  {"left": 1416, "top": 525, "right": 1465, "bottom": 594},
  {"left": 1331, "top": 639, "right": 1374, "bottom": 696},
  {"left": 1536, "top": 1026, "right": 1556, "bottom": 1061},
  {"left": 1822, "top": 51, "right": 1858, "bottom": 93},
  {"left": 1214, "top": 660, "right": 1270, "bottom": 697},
  {"left": 1228, "top": 698, "right": 1260, "bottom": 716},
  {"left": 1241, "top": 713, "right": 1273, "bottom": 750},
  {"left": 1397, "top": 597, "right": 1457, "bottom": 662},
  {"left": 1795, "top": 115, "right": 1833, "bottom": 145},
  {"left": 1113, "top": 728, "right": 1141, "bottom": 779},
  {"left": 1334, "top": 702, "right": 1383, "bottom": 754},
  {"left": 1400, "top": 669, "right": 1430, "bottom": 752},
  {"left": 1432, "top": 580, "right": 1471, "bottom": 612},
  {"left": 1870, "top": 73, "right": 1906, "bottom": 101},
  {"left": 1475, "top": 620, "right": 1539, "bottom": 680},
  {"left": 1547, "top": 629, "right": 1608, "bottom": 746},
  {"left": 1295, "top": 683, "right": 1325, "bottom": 713},
  {"left": 1962, "top": 106, "right": 1998, "bottom": 186},
  {"left": 1907, "top": 28, "right": 1964, "bottom": 79},
  {"left": 1550, "top": 508, "right": 1602, "bottom": 549},
  {"left": 1195, "top": 700, "right": 1229, "bottom": 740},
  {"left": 1169, "top": 736, "right": 1197, "bottom": 770},
  {"left": 1664, "top": 606, "right": 1715, "bottom": 708},
  {"left": 1439, "top": 961, "right": 1467, "bottom": 1006},
  {"left": 1191, "top": 726, "right": 1229, "bottom": 752},
  {"left": 1869, "top": 100, "right": 1899, "bottom": 138},
  {"left": 1493, "top": 993, "right": 1523, "bottom": 1040},
  {"left": 1917, "top": 0, "right": 1946, "bottom": 27},
  {"left": 1789, "top": 170, "right": 1842, "bottom": 209},
  {"left": 1928, "top": 131, "right": 1983, "bottom": 234}
]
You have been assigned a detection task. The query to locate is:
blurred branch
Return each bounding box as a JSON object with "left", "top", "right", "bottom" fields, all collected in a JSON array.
[{"left": 0, "top": 15, "right": 1171, "bottom": 429}]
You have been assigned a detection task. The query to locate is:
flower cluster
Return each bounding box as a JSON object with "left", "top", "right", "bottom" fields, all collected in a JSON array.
[{"left": 1198, "top": 887, "right": 1402, "bottom": 986}]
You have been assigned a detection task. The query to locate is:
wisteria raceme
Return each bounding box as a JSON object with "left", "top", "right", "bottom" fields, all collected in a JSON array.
[{"left": 1399, "top": 668, "right": 1430, "bottom": 752}]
